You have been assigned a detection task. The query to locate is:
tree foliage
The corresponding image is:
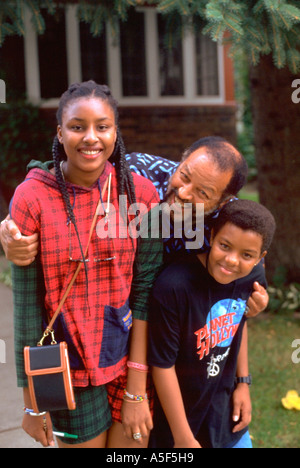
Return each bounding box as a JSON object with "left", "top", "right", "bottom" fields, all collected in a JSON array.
[{"left": 1, "top": 0, "right": 300, "bottom": 72}]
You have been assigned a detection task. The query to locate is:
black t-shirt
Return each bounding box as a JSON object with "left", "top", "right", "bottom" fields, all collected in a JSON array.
[{"left": 148, "top": 255, "right": 267, "bottom": 448}]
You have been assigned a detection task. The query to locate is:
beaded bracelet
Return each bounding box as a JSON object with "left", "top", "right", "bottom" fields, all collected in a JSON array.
[
  {"left": 127, "top": 361, "right": 149, "bottom": 373},
  {"left": 123, "top": 390, "right": 148, "bottom": 403},
  {"left": 23, "top": 407, "right": 47, "bottom": 417}
]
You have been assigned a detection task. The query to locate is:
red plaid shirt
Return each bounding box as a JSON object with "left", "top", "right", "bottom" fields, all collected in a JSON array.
[{"left": 11, "top": 161, "right": 159, "bottom": 387}]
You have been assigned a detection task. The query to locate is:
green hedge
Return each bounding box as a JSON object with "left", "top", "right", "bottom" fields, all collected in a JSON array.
[{"left": 0, "top": 100, "right": 53, "bottom": 202}]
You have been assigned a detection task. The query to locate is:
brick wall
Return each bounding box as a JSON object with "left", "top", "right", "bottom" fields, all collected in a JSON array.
[
  {"left": 41, "top": 104, "right": 237, "bottom": 162},
  {"left": 119, "top": 105, "right": 237, "bottom": 161}
]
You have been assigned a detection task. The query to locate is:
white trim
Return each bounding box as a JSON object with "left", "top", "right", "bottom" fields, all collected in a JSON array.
[
  {"left": 65, "top": 5, "right": 82, "bottom": 85},
  {"left": 106, "top": 22, "right": 122, "bottom": 101},
  {"left": 116, "top": 96, "right": 224, "bottom": 106},
  {"left": 40, "top": 98, "right": 60, "bottom": 108},
  {"left": 39, "top": 96, "right": 224, "bottom": 108},
  {"left": 144, "top": 9, "right": 160, "bottom": 101},
  {"left": 217, "top": 43, "right": 225, "bottom": 103},
  {"left": 182, "top": 28, "right": 197, "bottom": 101},
  {"left": 24, "top": 5, "right": 41, "bottom": 104}
]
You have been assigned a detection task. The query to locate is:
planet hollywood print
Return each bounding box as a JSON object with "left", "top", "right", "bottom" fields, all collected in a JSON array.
[{"left": 194, "top": 298, "right": 247, "bottom": 365}]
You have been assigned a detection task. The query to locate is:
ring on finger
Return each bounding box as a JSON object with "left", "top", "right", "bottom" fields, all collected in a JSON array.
[{"left": 133, "top": 432, "right": 142, "bottom": 441}]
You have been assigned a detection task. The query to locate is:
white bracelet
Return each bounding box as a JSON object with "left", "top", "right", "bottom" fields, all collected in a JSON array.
[
  {"left": 23, "top": 407, "right": 46, "bottom": 417},
  {"left": 123, "top": 390, "right": 148, "bottom": 402},
  {"left": 0, "top": 218, "right": 8, "bottom": 226}
]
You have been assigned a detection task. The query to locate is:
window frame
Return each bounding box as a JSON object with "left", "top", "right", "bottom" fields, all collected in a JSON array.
[{"left": 23, "top": 4, "right": 225, "bottom": 108}]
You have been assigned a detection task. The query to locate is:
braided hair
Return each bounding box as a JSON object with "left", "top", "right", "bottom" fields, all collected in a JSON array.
[
  {"left": 52, "top": 81, "right": 137, "bottom": 293},
  {"left": 54, "top": 80, "right": 137, "bottom": 205}
]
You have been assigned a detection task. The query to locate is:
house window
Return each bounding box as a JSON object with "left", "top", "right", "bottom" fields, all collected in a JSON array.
[
  {"left": 38, "top": 9, "right": 68, "bottom": 99},
  {"left": 158, "top": 15, "right": 184, "bottom": 96},
  {"left": 120, "top": 9, "right": 147, "bottom": 96},
  {"left": 196, "top": 32, "right": 219, "bottom": 96},
  {"left": 0, "top": 35, "right": 26, "bottom": 99},
  {"left": 80, "top": 22, "right": 108, "bottom": 85},
  {"left": 23, "top": 5, "right": 224, "bottom": 105}
]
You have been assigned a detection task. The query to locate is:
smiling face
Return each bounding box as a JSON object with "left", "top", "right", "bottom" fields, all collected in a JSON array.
[
  {"left": 57, "top": 97, "right": 117, "bottom": 187},
  {"left": 207, "top": 222, "right": 267, "bottom": 284},
  {"left": 165, "top": 149, "right": 233, "bottom": 216}
]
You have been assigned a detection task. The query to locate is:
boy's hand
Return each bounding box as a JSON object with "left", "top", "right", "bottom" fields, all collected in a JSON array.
[
  {"left": 246, "top": 282, "right": 269, "bottom": 318},
  {"left": 232, "top": 384, "right": 252, "bottom": 433},
  {"left": 0, "top": 216, "right": 39, "bottom": 266}
]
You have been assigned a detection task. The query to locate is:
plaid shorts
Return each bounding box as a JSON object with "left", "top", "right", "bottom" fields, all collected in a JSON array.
[{"left": 50, "top": 373, "right": 154, "bottom": 445}]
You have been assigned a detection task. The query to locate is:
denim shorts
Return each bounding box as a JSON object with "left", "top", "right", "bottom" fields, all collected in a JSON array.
[{"left": 226, "top": 431, "right": 253, "bottom": 449}]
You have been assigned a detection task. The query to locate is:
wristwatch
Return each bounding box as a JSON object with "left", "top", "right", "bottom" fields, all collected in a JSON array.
[{"left": 235, "top": 374, "right": 252, "bottom": 386}]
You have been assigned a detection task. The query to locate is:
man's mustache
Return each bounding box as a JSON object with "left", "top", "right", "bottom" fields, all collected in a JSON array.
[
  {"left": 163, "top": 187, "right": 188, "bottom": 204},
  {"left": 163, "top": 186, "right": 219, "bottom": 219}
]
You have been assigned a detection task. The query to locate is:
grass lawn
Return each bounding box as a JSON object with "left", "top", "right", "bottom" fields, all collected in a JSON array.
[
  {"left": 240, "top": 183, "right": 300, "bottom": 447},
  {"left": 239, "top": 184, "right": 260, "bottom": 203},
  {"left": 248, "top": 313, "right": 300, "bottom": 448}
]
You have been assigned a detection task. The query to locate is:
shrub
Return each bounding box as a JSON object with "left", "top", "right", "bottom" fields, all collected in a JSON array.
[{"left": 0, "top": 100, "right": 53, "bottom": 202}]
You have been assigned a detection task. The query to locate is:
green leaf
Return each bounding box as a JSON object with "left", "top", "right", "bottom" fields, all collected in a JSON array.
[
  {"left": 77, "top": 3, "right": 93, "bottom": 24},
  {"left": 205, "top": 2, "right": 224, "bottom": 22},
  {"left": 161, "top": 12, "right": 184, "bottom": 49},
  {"left": 26, "top": 0, "right": 45, "bottom": 35},
  {"left": 5, "top": 7, "right": 25, "bottom": 37},
  {"left": 114, "top": 0, "right": 129, "bottom": 21},
  {"left": 287, "top": 47, "right": 300, "bottom": 74},
  {"left": 158, "top": 0, "right": 180, "bottom": 13},
  {"left": 222, "top": 12, "right": 243, "bottom": 36},
  {"left": 0, "top": 22, "right": 15, "bottom": 46},
  {"left": 269, "top": 22, "right": 287, "bottom": 68},
  {"left": 283, "top": 4, "right": 300, "bottom": 23},
  {"left": 203, "top": 22, "right": 226, "bottom": 42},
  {"left": 252, "top": 0, "right": 266, "bottom": 16},
  {"left": 263, "top": 0, "right": 280, "bottom": 12},
  {"left": 89, "top": 5, "right": 107, "bottom": 37},
  {"left": 42, "top": 0, "right": 57, "bottom": 16}
]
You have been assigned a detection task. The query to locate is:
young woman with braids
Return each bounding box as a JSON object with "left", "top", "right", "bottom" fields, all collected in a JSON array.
[{"left": 10, "top": 81, "right": 159, "bottom": 448}]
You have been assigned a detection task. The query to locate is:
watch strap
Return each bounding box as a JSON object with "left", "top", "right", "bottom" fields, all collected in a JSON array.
[{"left": 235, "top": 374, "right": 252, "bottom": 386}]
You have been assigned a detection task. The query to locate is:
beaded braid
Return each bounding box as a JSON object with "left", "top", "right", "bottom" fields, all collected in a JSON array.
[
  {"left": 52, "top": 136, "right": 72, "bottom": 223},
  {"left": 110, "top": 127, "right": 137, "bottom": 206},
  {"left": 52, "top": 135, "right": 89, "bottom": 285}
]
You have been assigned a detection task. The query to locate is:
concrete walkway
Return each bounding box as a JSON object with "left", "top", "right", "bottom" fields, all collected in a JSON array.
[{"left": 0, "top": 257, "right": 45, "bottom": 448}]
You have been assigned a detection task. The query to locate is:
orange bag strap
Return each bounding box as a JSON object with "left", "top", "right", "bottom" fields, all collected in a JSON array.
[{"left": 37, "top": 173, "right": 111, "bottom": 347}]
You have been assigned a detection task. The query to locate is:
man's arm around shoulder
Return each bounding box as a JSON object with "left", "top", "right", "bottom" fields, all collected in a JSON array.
[{"left": 0, "top": 216, "right": 38, "bottom": 266}]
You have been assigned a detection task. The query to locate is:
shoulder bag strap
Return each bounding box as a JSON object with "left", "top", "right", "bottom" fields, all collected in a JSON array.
[{"left": 38, "top": 173, "right": 111, "bottom": 346}]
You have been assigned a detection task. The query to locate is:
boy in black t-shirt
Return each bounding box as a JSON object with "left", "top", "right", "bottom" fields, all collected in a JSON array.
[{"left": 148, "top": 199, "right": 276, "bottom": 449}]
